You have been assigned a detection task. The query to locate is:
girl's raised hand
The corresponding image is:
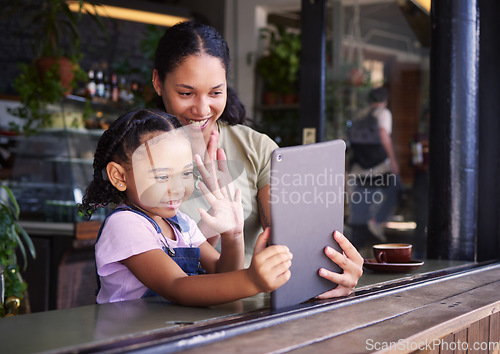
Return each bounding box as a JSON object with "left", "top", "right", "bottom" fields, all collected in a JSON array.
[
  {"left": 194, "top": 149, "right": 244, "bottom": 237},
  {"left": 247, "top": 228, "right": 293, "bottom": 292}
]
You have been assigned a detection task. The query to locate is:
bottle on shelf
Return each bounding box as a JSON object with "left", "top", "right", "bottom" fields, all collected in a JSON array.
[
  {"left": 104, "top": 72, "right": 111, "bottom": 102},
  {"left": 95, "top": 70, "right": 105, "bottom": 102},
  {"left": 86, "top": 69, "right": 96, "bottom": 98},
  {"left": 111, "top": 73, "right": 119, "bottom": 103}
]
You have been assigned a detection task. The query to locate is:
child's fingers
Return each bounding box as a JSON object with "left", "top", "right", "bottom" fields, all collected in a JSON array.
[
  {"left": 218, "top": 178, "right": 232, "bottom": 200},
  {"left": 253, "top": 246, "right": 293, "bottom": 291},
  {"left": 253, "top": 227, "right": 271, "bottom": 254},
  {"left": 198, "top": 208, "right": 217, "bottom": 229},
  {"left": 194, "top": 154, "right": 219, "bottom": 192},
  {"left": 256, "top": 245, "right": 293, "bottom": 270},
  {"left": 198, "top": 181, "right": 219, "bottom": 203}
]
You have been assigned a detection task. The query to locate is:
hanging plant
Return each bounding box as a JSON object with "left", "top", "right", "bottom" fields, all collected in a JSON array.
[{"left": 4, "top": 0, "right": 104, "bottom": 134}]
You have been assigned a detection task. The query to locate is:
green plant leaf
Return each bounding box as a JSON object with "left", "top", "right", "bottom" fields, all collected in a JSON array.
[
  {"left": 10, "top": 225, "right": 26, "bottom": 270},
  {"left": 16, "top": 224, "right": 36, "bottom": 262},
  {"left": 1, "top": 185, "right": 19, "bottom": 219}
]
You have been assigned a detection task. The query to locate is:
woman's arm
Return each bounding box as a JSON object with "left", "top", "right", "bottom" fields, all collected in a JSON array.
[
  {"left": 257, "top": 184, "right": 272, "bottom": 229},
  {"left": 122, "top": 228, "right": 292, "bottom": 307}
]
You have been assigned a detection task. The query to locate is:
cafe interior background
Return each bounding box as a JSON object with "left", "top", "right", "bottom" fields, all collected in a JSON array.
[{"left": 0, "top": 0, "right": 496, "bottom": 315}]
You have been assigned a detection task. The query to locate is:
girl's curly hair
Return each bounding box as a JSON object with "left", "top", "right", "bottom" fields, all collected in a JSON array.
[{"left": 79, "top": 109, "right": 183, "bottom": 219}]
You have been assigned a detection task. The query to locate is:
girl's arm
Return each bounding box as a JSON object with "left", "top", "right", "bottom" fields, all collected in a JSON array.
[{"left": 122, "top": 228, "right": 292, "bottom": 307}]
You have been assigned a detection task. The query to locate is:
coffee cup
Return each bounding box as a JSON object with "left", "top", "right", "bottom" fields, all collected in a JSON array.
[{"left": 373, "top": 243, "right": 412, "bottom": 263}]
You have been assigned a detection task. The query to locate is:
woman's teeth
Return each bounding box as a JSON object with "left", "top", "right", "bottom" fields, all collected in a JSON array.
[{"left": 186, "top": 118, "right": 208, "bottom": 127}]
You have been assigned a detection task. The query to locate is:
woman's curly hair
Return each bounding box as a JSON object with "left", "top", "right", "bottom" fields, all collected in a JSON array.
[{"left": 79, "top": 109, "right": 183, "bottom": 219}]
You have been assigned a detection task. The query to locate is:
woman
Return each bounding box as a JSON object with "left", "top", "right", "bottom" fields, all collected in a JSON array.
[{"left": 152, "top": 21, "right": 362, "bottom": 298}]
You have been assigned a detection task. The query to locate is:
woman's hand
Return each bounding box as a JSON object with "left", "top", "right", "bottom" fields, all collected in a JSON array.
[
  {"left": 194, "top": 149, "right": 244, "bottom": 238},
  {"left": 316, "top": 231, "right": 364, "bottom": 299},
  {"left": 246, "top": 228, "right": 293, "bottom": 292}
]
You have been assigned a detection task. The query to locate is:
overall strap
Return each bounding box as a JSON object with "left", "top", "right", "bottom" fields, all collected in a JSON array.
[{"left": 95, "top": 206, "right": 161, "bottom": 244}]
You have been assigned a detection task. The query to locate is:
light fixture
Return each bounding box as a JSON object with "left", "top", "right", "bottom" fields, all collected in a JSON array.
[
  {"left": 411, "top": 0, "right": 431, "bottom": 13},
  {"left": 67, "top": 0, "right": 191, "bottom": 27},
  {"left": 398, "top": 0, "right": 431, "bottom": 47}
]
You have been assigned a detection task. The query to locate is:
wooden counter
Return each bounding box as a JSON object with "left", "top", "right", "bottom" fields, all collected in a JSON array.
[{"left": 1, "top": 260, "right": 499, "bottom": 353}]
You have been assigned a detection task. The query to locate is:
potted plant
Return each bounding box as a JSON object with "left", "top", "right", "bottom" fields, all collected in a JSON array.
[
  {"left": 256, "top": 24, "right": 301, "bottom": 105},
  {"left": 5, "top": 0, "right": 103, "bottom": 134},
  {"left": 0, "top": 185, "right": 36, "bottom": 317}
]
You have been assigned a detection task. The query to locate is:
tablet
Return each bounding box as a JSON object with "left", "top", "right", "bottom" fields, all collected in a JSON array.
[{"left": 270, "top": 139, "right": 346, "bottom": 310}]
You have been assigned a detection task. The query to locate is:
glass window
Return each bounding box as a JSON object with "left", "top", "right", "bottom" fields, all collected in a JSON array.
[{"left": 252, "top": 0, "right": 475, "bottom": 291}]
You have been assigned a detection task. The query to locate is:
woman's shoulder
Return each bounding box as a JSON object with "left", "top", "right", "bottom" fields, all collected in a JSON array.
[{"left": 218, "top": 121, "right": 278, "bottom": 149}]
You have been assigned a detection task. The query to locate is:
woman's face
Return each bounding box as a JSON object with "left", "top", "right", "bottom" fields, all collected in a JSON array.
[
  {"left": 125, "top": 130, "right": 195, "bottom": 220},
  {"left": 154, "top": 55, "right": 227, "bottom": 143}
]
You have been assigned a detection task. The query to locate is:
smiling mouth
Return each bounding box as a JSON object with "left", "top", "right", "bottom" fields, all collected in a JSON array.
[
  {"left": 184, "top": 118, "right": 209, "bottom": 128},
  {"left": 163, "top": 199, "right": 182, "bottom": 208}
]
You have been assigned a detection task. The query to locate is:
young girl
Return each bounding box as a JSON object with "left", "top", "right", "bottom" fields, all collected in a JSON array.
[{"left": 80, "top": 109, "right": 292, "bottom": 306}]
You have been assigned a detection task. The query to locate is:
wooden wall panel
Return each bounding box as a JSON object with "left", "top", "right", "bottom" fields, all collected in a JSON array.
[
  {"left": 389, "top": 62, "right": 422, "bottom": 185},
  {"left": 416, "top": 313, "right": 500, "bottom": 354},
  {"left": 441, "top": 334, "right": 455, "bottom": 354},
  {"left": 491, "top": 312, "right": 500, "bottom": 349}
]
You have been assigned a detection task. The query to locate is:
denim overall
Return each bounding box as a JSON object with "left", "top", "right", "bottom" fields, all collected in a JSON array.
[{"left": 95, "top": 206, "right": 206, "bottom": 299}]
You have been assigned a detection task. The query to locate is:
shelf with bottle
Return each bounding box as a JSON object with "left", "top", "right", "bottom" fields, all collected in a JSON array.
[
  {"left": 85, "top": 68, "right": 135, "bottom": 105},
  {"left": 79, "top": 65, "right": 150, "bottom": 107}
]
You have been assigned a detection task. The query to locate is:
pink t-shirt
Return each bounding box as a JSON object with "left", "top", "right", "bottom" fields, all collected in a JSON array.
[{"left": 95, "top": 209, "right": 206, "bottom": 303}]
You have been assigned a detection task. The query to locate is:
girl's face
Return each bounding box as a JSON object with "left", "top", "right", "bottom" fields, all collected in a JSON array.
[
  {"left": 154, "top": 54, "right": 227, "bottom": 143},
  {"left": 125, "top": 130, "right": 194, "bottom": 219}
]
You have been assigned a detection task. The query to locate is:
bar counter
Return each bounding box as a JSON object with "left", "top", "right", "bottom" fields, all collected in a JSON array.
[{"left": 1, "top": 260, "right": 499, "bottom": 353}]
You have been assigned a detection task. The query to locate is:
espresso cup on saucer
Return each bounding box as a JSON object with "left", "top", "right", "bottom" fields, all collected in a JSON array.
[{"left": 373, "top": 243, "right": 412, "bottom": 263}]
